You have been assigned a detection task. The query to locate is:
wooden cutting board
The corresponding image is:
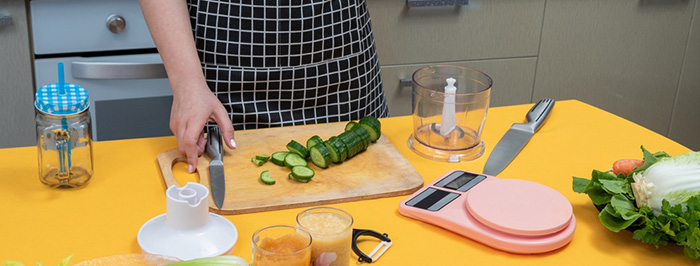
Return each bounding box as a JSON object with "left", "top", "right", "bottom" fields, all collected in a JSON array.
[{"left": 157, "top": 122, "right": 424, "bottom": 215}]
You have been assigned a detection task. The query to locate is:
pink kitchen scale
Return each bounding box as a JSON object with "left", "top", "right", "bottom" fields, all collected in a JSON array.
[{"left": 398, "top": 170, "right": 576, "bottom": 254}]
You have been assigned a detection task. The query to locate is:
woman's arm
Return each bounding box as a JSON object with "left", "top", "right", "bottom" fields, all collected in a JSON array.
[{"left": 140, "top": 0, "right": 236, "bottom": 173}]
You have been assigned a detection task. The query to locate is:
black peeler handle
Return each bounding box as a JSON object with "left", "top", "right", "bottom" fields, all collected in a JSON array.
[{"left": 352, "top": 228, "right": 391, "bottom": 263}]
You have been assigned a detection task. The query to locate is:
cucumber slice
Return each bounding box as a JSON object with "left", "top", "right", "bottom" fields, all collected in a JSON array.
[
  {"left": 351, "top": 125, "right": 371, "bottom": 150},
  {"left": 306, "top": 135, "right": 324, "bottom": 149},
  {"left": 309, "top": 144, "right": 332, "bottom": 169},
  {"left": 338, "top": 131, "right": 363, "bottom": 158},
  {"left": 286, "top": 140, "right": 309, "bottom": 158},
  {"left": 291, "top": 165, "right": 315, "bottom": 180},
  {"left": 359, "top": 116, "right": 381, "bottom": 134},
  {"left": 260, "top": 170, "right": 275, "bottom": 185},
  {"left": 345, "top": 121, "right": 358, "bottom": 132},
  {"left": 284, "top": 152, "right": 308, "bottom": 169},
  {"left": 327, "top": 137, "right": 348, "bottom": 163},
  {"left": 255, "top": 154, "right": 271, "bottom": 162},
  {"left": 251, "top": 158, "right": 265, "bottom": 166},
  {"left": 271, "top": 151, "right": 289, "bottom": 166},
  {"left": 288, "top": 173, "right": 311, "bottom": 183}
]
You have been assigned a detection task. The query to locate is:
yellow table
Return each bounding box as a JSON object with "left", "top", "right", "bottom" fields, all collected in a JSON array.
[{"left": 0, "top": 100, "right": 693, "bottom": 265}]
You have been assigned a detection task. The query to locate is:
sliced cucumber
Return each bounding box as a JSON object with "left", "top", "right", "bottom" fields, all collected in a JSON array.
[
  {"left": 306, "top": 135, "right": 324, "bottom": 149},
  {"left": 291, "top": 165, "right": 315, "bottom": 180},
  {"left": 338, "top": 131, "right": 363, "bottom": 158},
  {"left": 359, "top": 116, "right": 381, "bottom": 134},
  {"left": 351, "top": 124, "right": 371, "bottom": 150},
  {"left": 284, "top": 152, "right": 308, "bottom": 169},
  {"left": 288, "top": 173, "right": 311, "bottom": 183},
  {"left": 286, "top": 140, "right": 309, "bottom": 158},
  {"left": 309, "top": 144, "right": 332, "bottom": 168},
  {"left": 271, "top": 151, "right": 289, "bottom": 166},
  {"left": 327, "top": 136, "right": 348, "bottom": 163},
  {"left": 255, "top": 154, "right": 271, "bottom": 162},
  {"left": 251, "top": 158, "right": 265, "bottom": 166},
  {"left": 345, "top": 121, "right": 358, "bottom": 132},
  {"left": 260, "top": 170, "right": 275, "bottom": 185}
]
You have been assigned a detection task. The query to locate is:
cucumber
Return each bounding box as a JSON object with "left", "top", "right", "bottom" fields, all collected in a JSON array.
[
  {"left": 291, "top": 165, "right": 315, "bottom": 180},
  {"left": 284, "top": 152, "right": 308, "bottom": 169},
  {"left": 351, "top": 124, "right": 371, "bottom": 150},
  {"left": 359, "top": 116, "right": 381, "bottom": 133},
  {"left": 327, "top": 136, "right": 348, "bottom": 163},
  {"left": 255, "top": 154, "right": 271, "bottom": 162},
  {"left": 306, "top": 135, "right": 324, "bottom": 149},
  {"left": 324, "top": 138, "right": 344, "bottom": 164},
  {"left": 271, "top": 151, "right": 289, "bottom": 166},
  {"left": 359, "top": 118, "right": 381, "bottom": 142},
  {"left": 338, "top": 131, "right": 363, "bottom": 158},
  {"left": 309, "top": 144, "right": 332, "bottom": 169},
  {"left": 288, "top": 173, "right": 311, "bottom": 183},
  {"left": 345, "top": 121, "right": 358, "bottom": 132},
  {"left": 251, "top": 158, "right": 265, "bottom": 166},
  {"left": 286, "top": 140, "right": 309, "bottom": 158},
  {"left": 260, "top": 170, "right": 275, "bottom": 185}
]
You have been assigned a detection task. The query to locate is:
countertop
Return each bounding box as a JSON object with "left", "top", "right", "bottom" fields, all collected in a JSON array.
[{"left": 0, "top": 99, "right": 694, "bottom": 265}]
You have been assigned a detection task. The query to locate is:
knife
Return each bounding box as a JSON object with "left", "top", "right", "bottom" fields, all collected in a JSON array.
[
  {"left": 206, "top": 126, "right": 226, "bottom": 209},
  {"left": 482, "top": 99, "right": 555, "bottom": 176}
]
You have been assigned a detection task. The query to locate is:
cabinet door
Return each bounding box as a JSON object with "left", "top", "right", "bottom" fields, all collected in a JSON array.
[
  {"left": 0, "top": 0, "right": 35, "bottom": 148},
  {"left": 534, "top": 0, "right": 695, "bottom": 139},
  {"left": 381, "top": 58, "right": 537, "bottom": 116},
  {"left": 669, "top": 2, "right": 700, "bottom": 150},
  {"left": 367, "top": 0, "right": 545, "bottom": 65}
]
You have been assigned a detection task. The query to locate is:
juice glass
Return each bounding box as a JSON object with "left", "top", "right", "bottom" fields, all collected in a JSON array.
[
  {"left": 252, "top": 225, "right": 312, "bottom": 266},
  {"left": 296, "top": 207, "right": 353, "bottom": 266}
]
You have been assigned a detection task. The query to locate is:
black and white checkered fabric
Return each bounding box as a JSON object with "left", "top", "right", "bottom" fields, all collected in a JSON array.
[{"left": 186, "top": 0, "right": 388, "bottom": 130}]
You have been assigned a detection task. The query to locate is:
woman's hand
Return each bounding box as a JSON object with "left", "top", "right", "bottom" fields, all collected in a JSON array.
[
  {"left": 169, "top": 81, "right": 237, "bottom": 173},
  {"left": 140, "top": 0, "right": 236, "bottom": 173}
]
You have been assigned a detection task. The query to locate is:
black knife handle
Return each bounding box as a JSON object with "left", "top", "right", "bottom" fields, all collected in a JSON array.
[
  {"left": 525, "top": 99, "right": 555, "bottom": 132},
  {"left": 206, "top": 126, "right": 223, "bottom": 161}
]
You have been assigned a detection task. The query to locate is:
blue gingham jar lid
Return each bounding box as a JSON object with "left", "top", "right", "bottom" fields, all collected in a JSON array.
[{"left": 34, "top": 83, "right": 89, "bottom": 115}]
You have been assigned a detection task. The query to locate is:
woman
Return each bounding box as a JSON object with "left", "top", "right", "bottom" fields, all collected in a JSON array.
[{"left": 141, "top": 0, "right": 388, "bottom": 173}]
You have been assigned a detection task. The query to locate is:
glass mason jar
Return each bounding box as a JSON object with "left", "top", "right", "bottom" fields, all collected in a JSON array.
[{"left": 35, "top": 82, "right": 93, "bottom": 188}]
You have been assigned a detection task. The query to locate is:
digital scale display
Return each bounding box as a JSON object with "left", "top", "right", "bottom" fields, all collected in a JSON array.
[
  {"left": 404, "top": 171, "right": 486, "bottom": 211},
  {"left": 398, "top": 170, "right": 576, "bottom": 254}
]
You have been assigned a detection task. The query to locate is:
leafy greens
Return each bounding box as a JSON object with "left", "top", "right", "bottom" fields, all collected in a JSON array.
[{"left": 573, "top": 146, "right": 700, "bottom": 259}]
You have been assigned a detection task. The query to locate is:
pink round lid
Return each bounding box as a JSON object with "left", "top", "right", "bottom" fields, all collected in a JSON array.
[{"left": 465, "top": 179, "right": 573, "bottom": 236}]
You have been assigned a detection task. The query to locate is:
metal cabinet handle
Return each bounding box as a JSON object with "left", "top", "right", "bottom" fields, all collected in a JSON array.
[
  {"left": 0, "top": 15, "right": 12, "bottom": 26},
  {"left": 106, "top": 14, "right": 126, "bottom": 34},
  {"left": 71, "top": 61, "right": 167, "bottom": 80},
  {"left": 400, "top": 78, "right": 413, "bottom": 89},
  {"left": 407, "top": 0, "right": 469, "bottom": 7}
]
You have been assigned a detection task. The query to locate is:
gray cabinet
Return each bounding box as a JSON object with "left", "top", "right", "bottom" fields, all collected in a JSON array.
[
  {"left": 0, "top": 0, "right": 35, "bottom": 148},
  {"left": 533, "top": 0, "right": 698, "bottom": 150},
  {"left": 368, "top": 0, "right": 546, "bottom": 116},
  {"left": 669, "top": 2, "right": 700, "bottom": 150}
]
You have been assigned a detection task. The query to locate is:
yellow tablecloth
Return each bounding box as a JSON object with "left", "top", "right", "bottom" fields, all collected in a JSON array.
[{"left": 0, "top": 100, "right": 693, "bottom": 265}]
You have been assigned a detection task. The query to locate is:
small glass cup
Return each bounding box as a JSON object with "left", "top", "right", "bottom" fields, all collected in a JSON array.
[
  {"left": 296, "top": 207, "right": 354, "bottom": 266},
  {"left": 252, "top": 225, "right": 312, "bottom": 266}
]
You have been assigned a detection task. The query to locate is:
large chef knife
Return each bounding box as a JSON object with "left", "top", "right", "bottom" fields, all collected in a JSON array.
[
  {"left": 483, "top": 99, "right": 555, "bottom": 176},
  {"left": 206, "top": 126, "right": 226, "bottom": 209}
]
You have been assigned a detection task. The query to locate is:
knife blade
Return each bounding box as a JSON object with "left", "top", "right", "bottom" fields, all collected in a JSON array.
[
  {"left": 483, "top": 99, "right": 555, "bottom": 176},
  {"left": 206, "top": 126, "right": 226, "bottom": 209}
]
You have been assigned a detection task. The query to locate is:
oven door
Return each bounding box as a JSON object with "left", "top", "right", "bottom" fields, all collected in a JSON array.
[{"left": 34, "top": 53, "right": 173, "bottom": 141}]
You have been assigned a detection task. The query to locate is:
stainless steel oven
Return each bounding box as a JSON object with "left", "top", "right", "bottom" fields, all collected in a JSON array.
[{"left": 30, "top": 0, "right": 173, "bottom": 141}]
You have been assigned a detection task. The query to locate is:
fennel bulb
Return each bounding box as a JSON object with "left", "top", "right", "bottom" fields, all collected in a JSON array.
[{"left": 632, "top": 151, "right": 700, "bottom": 214}]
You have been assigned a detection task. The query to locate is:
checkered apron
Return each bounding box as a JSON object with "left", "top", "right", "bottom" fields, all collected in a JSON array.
[{"left": 187, "top": 0, "right": 388, "bottom": 130}]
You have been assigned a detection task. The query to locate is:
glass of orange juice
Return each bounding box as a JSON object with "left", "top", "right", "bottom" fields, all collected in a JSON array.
[
  {"left": 296, "top": 207, "right": 353, "bottom": 266},
  {"left": 252, "top": 225, "right": 312, "bottom": 266}
]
